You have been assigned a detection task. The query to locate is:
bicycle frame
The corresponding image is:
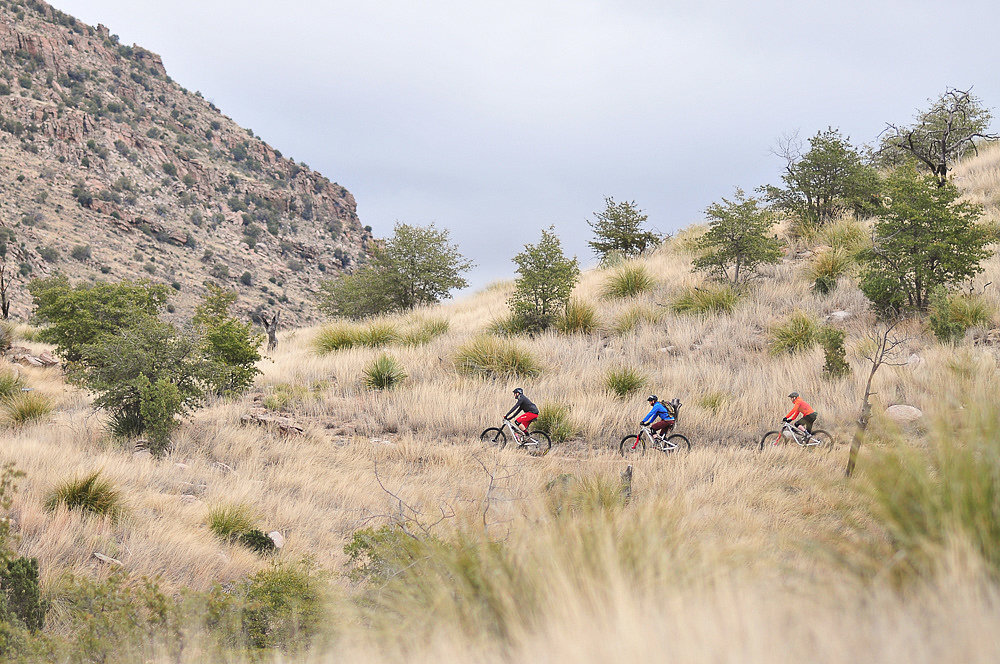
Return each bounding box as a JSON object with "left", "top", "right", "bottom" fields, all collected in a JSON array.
[
  {"left": 628, "top": 425, "right": 682, "bottom": 453},
  {"left": 780, "top": 421, "right": 821, "bottom": 447},
  {"left": 503, "top": 419, "right": 537, "bottom": 449}
]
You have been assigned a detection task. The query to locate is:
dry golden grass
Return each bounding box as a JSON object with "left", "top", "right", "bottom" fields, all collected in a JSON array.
[{"left": 5, "top": 151, "right": 1000, "bottom": 662}]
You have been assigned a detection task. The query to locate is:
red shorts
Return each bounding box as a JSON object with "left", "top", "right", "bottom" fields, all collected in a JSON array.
[{"left": 515, "top": 413, "right": 538, "bottom": 428}]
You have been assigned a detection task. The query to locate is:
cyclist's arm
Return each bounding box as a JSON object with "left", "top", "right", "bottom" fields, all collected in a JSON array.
[
  {"left": 640, "top": 406, "right": 656, "bottom": 425},
  {"left": 785, "top": 404, "right": 800, "bottom": 420}
]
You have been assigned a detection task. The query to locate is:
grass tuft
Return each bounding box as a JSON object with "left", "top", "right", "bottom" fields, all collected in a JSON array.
[
  {"left": 808, "top": 248, "right": 853, "bottom": 294},
  {"left": 363, "top": 354, "right": 407, "bottom": 390},
  {"left": 612, "top": 306, "right": 663, "bottom": 335},
  {"left": 454, "top": 336, "right": 541, "bottom": 378},
  {"left": 0, "top": 368, "right": 25, "bottom": 401},
  {"left": 3, "top": 392, "right": 52, "bottom": 426},
  {"left": 604, "top": 367, "right": 647, "bottom": 397},
  {"left": 45, "top": 471, "right": 123, "bottom": 520},
  {"left": 401, "top": 317, "right": 449, "bottom": 346},
  {"left": 555, "top": 299, "right": 599, "bottom": 335},
  {"left": 356, "top": 322, "right": 400, "bottom": 348},
  {"left": 769, "top": 311, "right": 820, "bottom": 355},
  {"left": 207, "top": 503, "right": 257, "bottom": 542},
  {"left": 601, "top": 265, "right": 656, "bottom": 299},
  {"left": 314, "top": 322, "right": 361, "bottom": 353},
  {"left": 671, "top": 284, "right": 739, "bottom": 315},
  {"left": 534, "top": 403, "right": 577, "bottom": 442}
]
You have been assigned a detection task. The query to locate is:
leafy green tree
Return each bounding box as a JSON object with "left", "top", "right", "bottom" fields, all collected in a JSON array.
[
  {"left": 194, "top": 284, "right": 263, "bottom": 395},
  {"left": 587, "top": 197, "right": 660, "bottom": 259},
  {"left": 508, "top": 227, "right": 580, "bottom": 332},
  {"left": 73, "top": 316, "right": 206, "bottom": 451},
  {"left": 319, "top": 222, "right": 473, "bottom": 319},
  {"left": 880, "top": 88, "right": 998, "bottom": 186},
  {"left": 763, "top": 128, "right": 881, "bottom": 225},
  {"left": 28, "top": 276, "right": 169, "bottom": 363},
  {"left": 860, "top": 166, "right": 990, "bottom": 313},
  {"left": 693, "top": 189, "right": 782, "bottom": 285}
]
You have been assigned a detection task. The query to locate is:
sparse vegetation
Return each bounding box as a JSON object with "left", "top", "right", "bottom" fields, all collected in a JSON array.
[
  {"left": 769, "top": 311, "right": 820, "bottom": 355},
  {"left": 671, "top": 284, "right": 739, "bottom": 315},
  {"left": 44, "top": 471, "right": 123, "bottom": 520},
  {"left": 587, "top": 197, "right": 660, "bottom": 259},
  {"left": 604, "top": 366, "right": 647, "bottom": 397},
  {"left": 555, "top": 298, "right": 599, "bottom": 334},
  {"left": 693, "top": 189, "right": 782, "bottom": 285},
  {"left": 454, "top": 335, "right": 541, "bottom": 378},
  {"left": 601, "top": 264, "right": 656, "bottom": 299}
]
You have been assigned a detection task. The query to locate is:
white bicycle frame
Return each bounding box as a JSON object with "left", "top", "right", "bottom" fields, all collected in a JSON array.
[
  {"left": 635, "top": 424, "right": 681, "bottom": 452},
  {"left": 780, "top": 421, "right": 821, "bottom": 447},
  {"left": 503, "top": 419, "right": 541, "bottom": 449}
]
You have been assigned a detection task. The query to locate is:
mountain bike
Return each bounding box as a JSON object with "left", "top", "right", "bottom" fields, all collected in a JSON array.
[
  {"left": 759, "top": 420, "right": 833, "bottom": 451},
  {"left": 619, "top": 425, "right": 690, "bottom": 457},
  {"left": 480, "top": 418, "right": 551, "bottom": 456}
]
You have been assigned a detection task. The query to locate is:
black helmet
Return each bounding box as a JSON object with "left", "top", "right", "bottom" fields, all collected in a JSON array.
[
  {"left": 788, "top": 392, "right": 799, "bottom": 399},
  {"left": 513, "top": 388, "right": 523, "bottom": 395},
  {"left": 647, "top": 395, "right": 658, "bottom": 403}
]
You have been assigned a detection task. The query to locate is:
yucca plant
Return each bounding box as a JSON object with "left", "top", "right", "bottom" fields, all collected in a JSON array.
[
  {"left": 363, "top": 354, "right": 407, "bottom": 390},
  {"left": 3, "top": 392, "right": 52, "bottom": 426},
  {"left": 313, "top": 322, "right": 361, "bottom": 353},
  {"left": 238, "top": 529, "right": 277, "bottom": 555},
  {"left": 45, "top": 471, "right": 124, "bottom": 521},
  {"left": 454, "top": 336, "right": 541, "bottom": 378},
  {"left": 556, "top": 299, "right": 599, "bottom": 334},
  {"left": 769, "top": 311, "right": 819, "bottom": 355},
  {"left": 604, "top": 367, "right": 647, "bottom": 398},
  {"left": 207, "top": 503, "right": 258, "bottom": 542},
  {"left": 602, "top": 265, "right": 656, "bottom": 299},
  {"left": 671, "top": 284, "right": 739, "bottom": 315}
]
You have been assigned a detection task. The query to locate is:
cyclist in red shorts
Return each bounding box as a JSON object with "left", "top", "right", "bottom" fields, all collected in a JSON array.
[{"left": 505, "top": 387, "right": 539, "bottom": 434}]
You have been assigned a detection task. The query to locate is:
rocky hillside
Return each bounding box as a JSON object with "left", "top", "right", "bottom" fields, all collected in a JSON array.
[{"left": 0, "top": 0, "right": 372, "bottom": 324}]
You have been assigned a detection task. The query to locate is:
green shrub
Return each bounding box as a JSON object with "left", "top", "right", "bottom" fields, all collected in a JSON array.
[
  {"left": 534, "top": 403, "right": 576, "bottom": 443},
  {"left": 314, "top": 322, "right": 361, "bottom": 353},
  {"left": 1, "top": 556, "right": 45, "bottom": 632},
  {"left": 488, "top": 313, "right": 529, "bottom": 337},
  {"left": 507, "top": 227, "right": 580, "bottom": 333},
  {"left": 207, "top": 503, "right": 257, "bottom": 542},
  {"left": 604, "top": 367, "right": 647, "bottom": 397},
  {"left": 555, "top": 298, "right": 599, "bottom": 334},
  {"left": 194, "top": 284, "right": 263, "bottom": 396},
  {"left": 363, "top": 354, "right": 407, "bottom": 390},
  {"left": 454, "top": 336, "right": 541, "bottom": 378},
  {"left": 238, "top": 529, "right": 277, "bottom": 556},
  {"left": 263, "top": 383, "right": 308, "bottom": 412},
  {"left": 3, "top": 392, "right": 52, "bottom": 426},
  {"left": 929, "top": 289, "right": 993, "bottom": 342},
  {"left": 818, "top": 326, "right": 851, "bottom": 378},
  {"left": 697, "top": 391, "right": 729, "bottom": 413},
  {"left": 601, "top": 264, "right": 655, "bottom": 299},
  {"left": 671, "top": 284, "right": 739, "bottom": 315},
  {"left": 769, "top": 311, "right": 819, "bottom": 355},
  {"left": 36, "top": 245, "right": 59, "bottom": 263},
  {"left": 808, "top": 248, "right": 853, "bottom": 294},
  {"left": 240, "top": 562, "right": 324, "bottom": 650},
  {"left": 0, "top": 369, "right": 25, "bottom": 401},
  {"left": 45, "top": 471, "right": 123, "bottom": 520}
]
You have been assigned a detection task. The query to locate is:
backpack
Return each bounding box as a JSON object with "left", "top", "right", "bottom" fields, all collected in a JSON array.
[{"left": 664, "top": 398, "right": 681, "bottom": 420}]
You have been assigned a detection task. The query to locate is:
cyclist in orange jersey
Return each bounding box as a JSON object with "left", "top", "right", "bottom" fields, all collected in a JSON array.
[{"left": 784, "top": 392, "right": 817, "bottom": 433}]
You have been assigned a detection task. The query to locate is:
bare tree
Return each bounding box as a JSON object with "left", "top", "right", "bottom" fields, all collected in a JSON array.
[
  {"left": 880, "top": 87, "right": 998, "bottom": 186},
  {"left": 259, "top": 311, "right": 279, "bottom": 352},
  {"left": 0, "top": 263, "right": 12, "bottom": 320},
  {"left": 845, "top": 321, "right": 910, "bottom": 477}
]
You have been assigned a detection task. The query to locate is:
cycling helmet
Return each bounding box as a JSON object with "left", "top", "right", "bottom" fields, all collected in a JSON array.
[
  {"left": 647, "top": 395, "right": 658, "bottom": 403},
  {"left": 513, "top": 388, "right": 524, "bottom": 395},
  {"left": 788, "top": 392, "right": 799, "bottom": 399}
]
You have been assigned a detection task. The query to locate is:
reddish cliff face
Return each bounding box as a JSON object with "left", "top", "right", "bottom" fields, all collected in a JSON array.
[{"left": 0, "top": 0, "right": 372, "bottom": 324}]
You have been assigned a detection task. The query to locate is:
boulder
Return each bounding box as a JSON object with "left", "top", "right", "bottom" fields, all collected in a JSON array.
[
  {"left": 907, "top": 353, "right": 925, "bottom": 367},
  {"left": 268, "top": 531, "right": 285, "bottom": 549},
  {"left": 886, "top": 404, "right": 923, "bottom": 423},
  {"left": 93, "top": 552, "right": 122, "bottom": 566},
  {"left": 826, "top": 310, "right": 852, "bottom": 322},
  {"left": 240, "top": 410, "right": 304, "bottom": 436}
]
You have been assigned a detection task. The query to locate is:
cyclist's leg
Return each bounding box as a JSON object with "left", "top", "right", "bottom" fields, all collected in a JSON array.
[
  {"left": 650, "top": 420, "right": 672, "bottom": 439},
  {"left": 516, "top": 412, "right": 537, "bottom": 434},
  {"left": 797, "top": 413, "right": 817, "bottom": 434}
]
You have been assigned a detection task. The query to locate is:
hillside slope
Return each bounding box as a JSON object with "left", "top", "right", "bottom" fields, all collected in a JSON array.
[
  {"left": 0, "top": 0, "right": 371, "bottom": 324},
  {"left": 3, "top": 145, "right": 1000, "bottom": 661}
]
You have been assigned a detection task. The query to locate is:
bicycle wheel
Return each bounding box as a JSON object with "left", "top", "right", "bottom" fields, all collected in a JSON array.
[
  {"left": 809, "top": 430, "right": 833, "bottom": 448},
  {"left": 664, "top": 434, "right": 690, "bottom": 452},
  {"left": 619, "top": 434, "right": 645, "bottom": 457},
  {"left": 480, "top": 427, "right": 507, "bottom": 449},
  {"left": 525, "top": 431, "right": 551, "bottom": 456},
  {"left": 759, "top": 431, "right": 782, "bottom": 451}
]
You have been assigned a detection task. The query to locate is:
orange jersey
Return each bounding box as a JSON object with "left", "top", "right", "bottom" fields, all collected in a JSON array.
[{"left": 786, "top": 397, "right": 815, "bottom": 420}]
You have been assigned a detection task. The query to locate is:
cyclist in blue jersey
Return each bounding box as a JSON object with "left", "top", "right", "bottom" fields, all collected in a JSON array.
[{"left": 641, "top": 395, "right": 675, "bottom": 439}]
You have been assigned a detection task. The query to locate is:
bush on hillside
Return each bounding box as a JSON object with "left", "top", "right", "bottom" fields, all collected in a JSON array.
[
  {"left": 601, "top": 264, "right": 656, "bottom": 299},
  {"left": 363, "top": 355, "right": 407, "bottom": 390},
  {"left": 928, "top": 288, "right": 993, "bottom": 342},
  {"left": 400, "top": 317, "right": 449, "bottom": 346},
  {"left": 693, "top": 189, "right": 782, "bottom": 285},
  {"left": 671, "top": 284, "right": 739, "bottom": 315},
  {"left": 555, "top": 299, "right": 599, "bottom": 334},
  {"left": 454, "top": 336, "right": 541, "bottom": 378},
  {"left": 818, "top": 326, "right": 851, "bottom": 378},
  {"left": 769, "top": 311, "right": 820, "bottom": 355},
  {"left": 587, "top": 197, "right": 660, "bottom": 259},
  {"left": 534, "top": 403, "right": 576, "bottom": 443},
  {"left": 612, "top": 306, "right": 663, "bottom": 335},
  {"left": 507, "top": 227, "right": 580, "bottom": 333},
  {"left": 44, "top": 471, "right": 123, "bottom": 521},
  {"left": 208, "top": 503, "right": 258, "bottom": 542},
  {"left": 0, "top": 369, "right": 25, "bottom": 402},
  {"left": 808, "top": 248, "right": 853, "bottom": 294},
  {"left": 193, "top": 284, "right": 263, "bottom": 396},
  {"left": 240, "top": 562, "right": 325, "bottom": 650},
  {"left": 604, "top": 367, "right": 647, "bottom": 397},
  {"left": 3, "top": 392, "right": 52, "bottom": 427}
]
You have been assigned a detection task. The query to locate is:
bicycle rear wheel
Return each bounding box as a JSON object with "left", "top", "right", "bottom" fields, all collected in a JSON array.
[
  {"left": 480, "top": 427, "right": 507, "bottom": 449},
  {"left": 525, "top": 431, "right": 551, "bottom": 456},
  {"left": 808, "top": 430, "right": 833, "bottom": 449},
  {"left": 619, "top": 434, "right": 645, "bottom": 457},
  {"left": 664, "top": 434, "right": 690, "bottom": 452},
  {"left": 759, "top": 431, "right": 781, "bottom": 451}
]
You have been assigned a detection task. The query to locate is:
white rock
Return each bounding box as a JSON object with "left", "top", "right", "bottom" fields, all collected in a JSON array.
[
  {"left": 886, "top": 405, "right": 923, "bottom": 423},
  {"left": 268, "top": 531, "right": 285, "bottom": 549},
  {"left": 93, "top": 552, "right": 122, "bottom": 566},
  {"left": 174, "top": 462, "right": 189, "bottom": 470},
  {"left": 132, "top": 449, "right": 151, "bottom": 460},
  {"left": 907, "top": 353, "right": 925, "bottom": 367},
  {"left": 827, "top": 310, "right": 852, "bottom": 322}
]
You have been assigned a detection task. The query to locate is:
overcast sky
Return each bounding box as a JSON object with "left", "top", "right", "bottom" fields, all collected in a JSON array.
[{"left": 53, "top": 0, "right": 1000, "bottom": 291}]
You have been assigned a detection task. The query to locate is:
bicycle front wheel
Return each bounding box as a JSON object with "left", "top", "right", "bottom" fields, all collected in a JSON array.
[
  {"left": 809, "top": 430, "right": 833, "bottom": 449},
  {"left": 525, "top": 431, "right": 551, "bottom": 456},
  {"left": 480, "top": 427, "right": 507, "bottom": 449},
  {"left": 759, "top": 431, "right": 781, "bottom": 451},
  {"left": 664, "top": 434, "right": 690, "bottom": 452},
  {"left": 619, "top": 434, "right": 645, "bottom": 457}
]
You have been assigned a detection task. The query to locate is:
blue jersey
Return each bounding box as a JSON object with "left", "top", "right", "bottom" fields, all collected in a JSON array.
[{"left": 641, "top": 402, "right": 673, "bottom": 425}]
